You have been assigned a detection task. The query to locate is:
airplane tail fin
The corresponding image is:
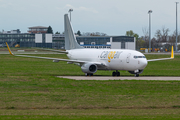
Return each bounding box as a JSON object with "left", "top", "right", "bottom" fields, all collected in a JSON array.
[{"left": 64, "top": 14, "right": 84, "bottom": 50}]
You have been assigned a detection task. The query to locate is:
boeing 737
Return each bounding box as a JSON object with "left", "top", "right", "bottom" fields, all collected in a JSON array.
[{"left": 6, "top": 14, "right": 174, "bottom": 77}]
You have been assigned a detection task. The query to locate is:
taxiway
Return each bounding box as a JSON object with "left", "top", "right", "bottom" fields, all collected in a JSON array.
[{"left": 57, "top": 76, "right": 180, "bottom": 81}]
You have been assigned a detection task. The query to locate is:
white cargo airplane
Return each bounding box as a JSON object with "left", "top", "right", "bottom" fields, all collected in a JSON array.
[{"left": 6, "top": 14, "right": 174, "bottom": 77}]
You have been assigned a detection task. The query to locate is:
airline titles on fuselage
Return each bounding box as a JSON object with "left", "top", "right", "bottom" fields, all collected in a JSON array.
[{"left": 100, "top": 51, "right": 123, "bottom": 62}]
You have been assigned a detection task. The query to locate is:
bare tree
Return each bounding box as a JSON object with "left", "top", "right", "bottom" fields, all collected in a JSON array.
[
  {"left": 155, "top": 26, "right": 170, "bottom": 42},
  {"left": 82, "top": 32, "right": 107, "bottom": 36},
  {"left": 82, "top": 32, "right": 91, "bottom": 36},
  {"left": 142, "top": 27, "right": 149, "bottom": 41},
  {"left": 168, "top": 30, "right": 176, "bottom": 44}
]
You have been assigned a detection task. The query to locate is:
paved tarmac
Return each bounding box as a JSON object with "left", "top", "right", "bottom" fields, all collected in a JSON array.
[{"left": 57, "top": 76, "right": 180, "bottom": 81}]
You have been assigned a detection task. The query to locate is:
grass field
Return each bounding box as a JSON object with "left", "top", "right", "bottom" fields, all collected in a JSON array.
[{"left": 0, "top": 54, "right": 180, "bottom": 119}]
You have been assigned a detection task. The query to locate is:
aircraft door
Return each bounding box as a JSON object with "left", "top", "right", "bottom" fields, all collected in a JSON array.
[{"left": 126, "top": 53, "right": 131, "bottom": 63}]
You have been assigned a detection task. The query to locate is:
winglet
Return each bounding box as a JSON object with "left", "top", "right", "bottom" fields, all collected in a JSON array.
[
  {"left": 171, "top": 46, "right": 174, "bottom": 58},
  {"left": 6, "top": 42, "right": 14, "bottom": 56}
]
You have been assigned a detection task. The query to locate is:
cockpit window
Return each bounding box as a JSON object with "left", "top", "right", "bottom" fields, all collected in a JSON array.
[{"left": 134, "top": 56, "right": 146, "bottom": 59}]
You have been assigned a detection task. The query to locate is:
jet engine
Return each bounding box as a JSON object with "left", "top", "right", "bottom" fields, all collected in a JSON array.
[
  {"left": 128, "top": 69, "right": 144, "bottom": 75},
  {"left": 81, "top": 63, "right": 97, "bottom": 74}
]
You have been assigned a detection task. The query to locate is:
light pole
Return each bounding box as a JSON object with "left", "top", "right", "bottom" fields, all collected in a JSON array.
[
  {"left": 68, "top": 9, "right": 73, "bottom": 22},
  {"left": 176, "top": 2, "right": 178, "bottom": 52},
  {"left": 148, "top": 10, "right": 152, "bottom": 53}
]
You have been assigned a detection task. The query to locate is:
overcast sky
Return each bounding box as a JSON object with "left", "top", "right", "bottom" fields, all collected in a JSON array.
[{"left": 0, "top": 0, "right": 179, "bottom": 37}]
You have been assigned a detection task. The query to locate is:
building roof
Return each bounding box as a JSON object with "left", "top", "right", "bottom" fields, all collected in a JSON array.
[
  {"left": 28, "top": 26, "right": 48, "bottom": 29},
  {"left": 76, "top": 36, "right": 134, "bottom": 38}
]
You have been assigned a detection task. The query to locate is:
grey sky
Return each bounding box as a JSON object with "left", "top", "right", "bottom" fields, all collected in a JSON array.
[{"left": 0, "top": 0, "right": 179, "bottom": 37}]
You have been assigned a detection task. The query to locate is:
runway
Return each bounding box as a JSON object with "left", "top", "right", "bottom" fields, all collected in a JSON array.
[{"left": 57, "top": 76, "right": 180, "bottom": 81}]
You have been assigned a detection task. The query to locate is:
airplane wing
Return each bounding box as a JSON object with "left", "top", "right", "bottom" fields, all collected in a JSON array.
[
  {"left": 37, "top": 48, "right": 68, "bottom": 54},
  {"left": 147, "top": 46, "right": 174, "bottom": 62},
  {"left": 6, "top": 42, "right": 105, "bottom": 66}
]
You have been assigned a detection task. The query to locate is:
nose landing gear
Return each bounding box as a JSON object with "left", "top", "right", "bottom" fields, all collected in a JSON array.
[
  {"left": 112, "top": 70, "right": 120, "bottom": 76},
  {"left": 135, "top": 74, "right": 139, "bottom": 77},
  {"left": 128, "top": 69, "right": 143, "bottom": 77}
]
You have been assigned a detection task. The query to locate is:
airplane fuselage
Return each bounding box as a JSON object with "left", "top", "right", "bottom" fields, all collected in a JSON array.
[{"left": 67, "top": 49, "right": 148, "bottom": 71}]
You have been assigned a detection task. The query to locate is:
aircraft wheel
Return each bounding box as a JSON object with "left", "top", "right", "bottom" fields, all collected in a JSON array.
[
  {"left": 135, "top": 74, "right": 139, "bottom": 77},
  {"left": 117, "top": 72, "right": 120, "bottom": 76},
  {"left": 112, "top": 72, "right": 116, "bottom": 76},
  {"left": 86, "top": 73, "right": 93, "bottom": 76},
  {"left": 90, "top": 73, "right": 93, "bottom": 76}
]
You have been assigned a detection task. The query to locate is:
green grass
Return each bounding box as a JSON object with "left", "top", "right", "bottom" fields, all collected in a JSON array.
[
  {"left": 0, "top": 54, "right": 180, "bottom": 119},
  {"left": 144, "top": 54, "right": 180, "bottom": 76},
  {"left": 1, "top": 54, "right": 180, "bottom": 76}
]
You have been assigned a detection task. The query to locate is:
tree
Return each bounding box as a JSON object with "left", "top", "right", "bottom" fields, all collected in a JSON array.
[
  {"left": 55, "top": 31, "right": 60, "bottom": 34},
  {"left": 47, "top": 26, "right": 53, "bottom": 34},
  {"left": 90, "top": 32, "right": 100, "bottom": 36},
  {"left": 142, "top": 27, "right": 149, "bottom": 41},
  {"left": 125, "top": 30, "right": 139, "bottom": 40},
  {"left": 77, "top": 30, "right": 81, "bottom": 36},
  {"left": 169, "top": 30, "right": 176, "bottom": 44},
  {"left": 151, "top": 37, "right": 158, "bottom": 48},
  {"left": 155, "top": 26, "right": 170, "bottom": 42},
  {"left": 126, "top": 30, "right": 134, "bottom": 37},
  {"left": 100, "top": 33, "right": 107, "bottom": 36},
  {"left": 82, "top": 32, "right": 91, "bottom": 36},
  {"left": 136, "top": 39, "right": 145, "bottom": 50},
  {"left": 82, "top": 32, "right": 107, "bottom": 36},
  {"left": 178, "top": 44, "right": 180, "bottom": 50},
  {"left": 126, "top": 30, "right": 140, "bottom": 50}
]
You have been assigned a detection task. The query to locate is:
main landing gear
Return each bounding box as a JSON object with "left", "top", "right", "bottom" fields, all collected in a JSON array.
[
  {"left": 86, "top": 73, "right": 93, "bottom": 76},
  {"left": 112, "top": 70, "right": 120, "bottom": 77}
]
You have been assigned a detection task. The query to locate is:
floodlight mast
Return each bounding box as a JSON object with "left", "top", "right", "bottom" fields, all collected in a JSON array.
[
  {"left": 176, "top": 2, "right": 179, "bottom": 52},
  {"left": 148, "top": 10, "right": 152, "bottom": 53},
  {"left": 68, "top": 9, "right": 73, "bottom": 22}
]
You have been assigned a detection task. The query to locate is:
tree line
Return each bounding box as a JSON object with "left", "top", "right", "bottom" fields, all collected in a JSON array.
[
  {"left": 49, "top": 25, "right": 180, "bottom": 51},
  {"left": 126, "top": 27, "right": 180, "bottom": 51},
  {"left": 54, "top": 30, "right": 107, "bottom": 37}
]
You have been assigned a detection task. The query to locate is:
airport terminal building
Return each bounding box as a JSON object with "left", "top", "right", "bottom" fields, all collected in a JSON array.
[{"left": 0, "top": 27, "right": 136, "bottom": 50}]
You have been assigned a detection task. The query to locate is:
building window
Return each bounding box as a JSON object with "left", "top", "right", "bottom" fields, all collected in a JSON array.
[{"left": 121, "top": 41, "right": 125, "bottom": 49}]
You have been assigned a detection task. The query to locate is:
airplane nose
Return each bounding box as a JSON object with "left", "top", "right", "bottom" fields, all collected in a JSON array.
[{"left": 139, "top": 59, "right": 148, "bottom": 69}]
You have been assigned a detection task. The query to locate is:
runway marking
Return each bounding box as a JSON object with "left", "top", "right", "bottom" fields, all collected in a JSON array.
[{"left": 57, "top": 76, "right": 180, "bottom": 81}]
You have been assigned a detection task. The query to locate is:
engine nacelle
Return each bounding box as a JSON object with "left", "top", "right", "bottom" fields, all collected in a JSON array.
[
  {"left": 128, "top": 69, "right": 144, "bottom": 74},
  {"left": 81, "top": 63, "right": 97, "bottom": 74}
]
